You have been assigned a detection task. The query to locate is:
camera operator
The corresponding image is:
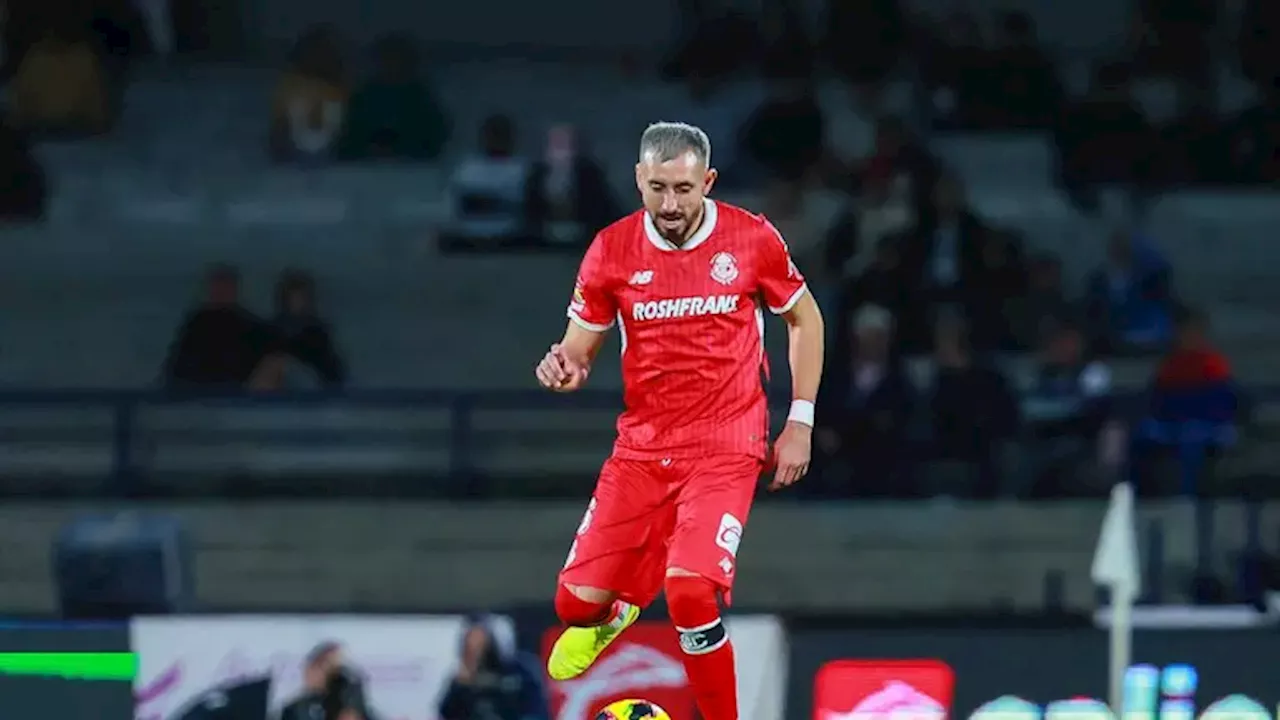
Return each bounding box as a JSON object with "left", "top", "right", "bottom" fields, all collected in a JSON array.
[
  {"left": 279, "top": 642, "right": 372, "bottom": 720},
  {"left": 438, "top": 615, "right": 548, "bottom": 720}
]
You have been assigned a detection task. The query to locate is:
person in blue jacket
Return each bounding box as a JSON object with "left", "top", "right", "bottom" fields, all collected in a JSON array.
[{"left": 439, "top": 615, "right": 550, "bottom": 720}]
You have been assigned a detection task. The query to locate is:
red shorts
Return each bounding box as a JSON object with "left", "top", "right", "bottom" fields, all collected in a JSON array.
[{"left": 558, "top": 453, "right": 763, "bottom": 608}]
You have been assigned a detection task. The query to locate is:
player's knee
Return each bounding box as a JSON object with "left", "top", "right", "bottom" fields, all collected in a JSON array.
[
  {"left": 554, "top": 584, "right": 614, "bottom": 626},
  {"left": 664, "top": 574, "right": 727, "bottom": 654}
]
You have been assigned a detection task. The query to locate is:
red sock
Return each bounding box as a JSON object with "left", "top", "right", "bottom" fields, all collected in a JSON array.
[
  {"left": 554, "top": 584, "right": 623, "bottom": 627},
  {"left": 665, "top": 575, "right": 738, "bottom": 720}
]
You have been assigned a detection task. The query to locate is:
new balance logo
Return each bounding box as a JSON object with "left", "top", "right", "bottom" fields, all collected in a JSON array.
[{"left": 629, "top": 270, "right": 654, "bottom": 285}]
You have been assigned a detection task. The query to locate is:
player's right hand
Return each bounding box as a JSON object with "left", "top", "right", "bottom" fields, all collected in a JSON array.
[{"left": 536, "top": 343, "right": 589, "bottom": 392}]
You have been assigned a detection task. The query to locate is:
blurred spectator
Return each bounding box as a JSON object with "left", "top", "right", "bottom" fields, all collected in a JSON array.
[
  {"left": 272, "top": 270, "right": 346, "bottom": 388},
  {"left": 439, "top": 616, "right": 548, "bottom": 720},
  {"left": 738, "top": 79, "right": 825, "bottom": 192},
  {"left": 1224, "top": 92, "right": 1280, "bottom": 185},
  {"left": 1133, "top": 307, "right": 1238, "bottom": 495},
  {"left": 9, "top": 16, "right": 111, "bottom": 137},
  {"left": 1053, "top": 63, "right": 1153, "bottom": 212},
  {"left": 1019, "top": 321, "right": 1118, "bottom": 498},
  {"left": 1085, "top": 228, "right": 1174, "bottom": 355},
  {"left": 970, "top": 227, "right": 1027, "bottom": 352},
  {"left": 1239, "top": 0, "right": 1280, "bottom": 95},
  {"left": 440, "top": 114, "right": 539, "bottom": 251},
  {"left": 856, "top": 116, "right": 937, "bottom": 224},
  {"left": 901, "top": 170, "right": 990, "bottom": 346},
  {"left": 822, "top": 0, "right": 904, "bottom": 108},
  {"left": 828, "top": 235, "right": 919, "bottom": 354},
  {"left": 280, "top": 642, "right": 368, "bottom": 720},
  {"left": 528, "top": 125, "right": 620, "bottom": 247},
  {"left": 980, "top": 11, "right": 1063, "bottom": 130},
  {"left": 921, "top": 11, "right": 990, "bottom": 131},
  {"left": 0, "top": 116, "right": 48, "bottom": 222},
  {"left": 1130, "top": 0, "right": 1215, "bottom": 111},
  {"left": 1009, "top": 254, "right": 1074, "bottom": 352},
  {"left": 270, "top": 24, "right": 347, "bottom": 163},
  {"left": 162, "top": 264, "right": 278, "bottom": 389},
  {"left": 815, "top": 305, "right": 914, "bottom": 497},
  {"left": 921, "top": 314, "right": 1019, "bottom": 498},
  {"left": 338, "top": 34, "right": 449, "bottom": 162}
]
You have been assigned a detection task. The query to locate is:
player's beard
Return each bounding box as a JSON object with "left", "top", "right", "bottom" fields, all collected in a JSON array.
[{"left": 652, "top": 205, "right": 703, "bottom": 244}]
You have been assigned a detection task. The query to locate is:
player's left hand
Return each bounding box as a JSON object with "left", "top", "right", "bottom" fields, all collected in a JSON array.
[{"left": 769, "top": 421, "right": 811, "bottom": 490}]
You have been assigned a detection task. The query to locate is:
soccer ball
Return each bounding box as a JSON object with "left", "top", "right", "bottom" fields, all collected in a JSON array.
[{"left": 594, "top": 699, "right": 672, "bottom": 720}]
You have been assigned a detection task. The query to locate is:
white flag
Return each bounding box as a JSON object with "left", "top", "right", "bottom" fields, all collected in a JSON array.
[{"left": 1091, "top": 481, "right": 1141, "bottom": 600}]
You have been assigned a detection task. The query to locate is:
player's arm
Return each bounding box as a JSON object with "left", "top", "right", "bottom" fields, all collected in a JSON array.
[
  {"left": 758, "top": 220, "right": 824, "bottom": 488},
  {"left": 536, "top": 235, "right": 616, "bottom": 392},
  {"left": 779, "top": 290, "right": 824, "bottom": 418},
  {"left": 757, "top": 222, "right": 824, "bottom": 423}
]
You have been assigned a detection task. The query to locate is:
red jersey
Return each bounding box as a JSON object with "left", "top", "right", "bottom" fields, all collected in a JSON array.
[{"left": 567, "top": 198, "right": 808, "bottom": 460}]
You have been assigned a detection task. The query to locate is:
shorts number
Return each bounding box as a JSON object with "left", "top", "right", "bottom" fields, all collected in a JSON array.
[{"left": 564, "top": 498, "right": 598, "bottom": 568}]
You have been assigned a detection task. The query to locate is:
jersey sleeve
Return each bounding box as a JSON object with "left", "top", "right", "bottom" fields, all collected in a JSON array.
[
  {"left": 567, "top": 234, "right": 617, "bottom": 331},
  {"left": 758, "top": 220, "right": 809, "bottom": 314}
]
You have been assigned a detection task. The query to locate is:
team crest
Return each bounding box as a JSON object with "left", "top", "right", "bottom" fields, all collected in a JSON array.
[{"left": 709, "top": 252, "right": 739, "bottom": 285}]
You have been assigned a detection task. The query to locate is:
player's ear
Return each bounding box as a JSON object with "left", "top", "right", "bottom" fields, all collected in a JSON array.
[
  {"left": 634, "top": 163, "right": 644, "bottom": 193},
  {"left": 703, "top": 167, "right": 718, "bottom": 195}
]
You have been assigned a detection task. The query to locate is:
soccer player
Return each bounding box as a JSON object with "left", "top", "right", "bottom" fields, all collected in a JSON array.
[{"left": 533, "top": 122, "right": 824, "bottom": 720}]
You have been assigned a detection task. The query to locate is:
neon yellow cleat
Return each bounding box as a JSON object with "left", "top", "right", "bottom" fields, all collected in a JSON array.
[{"left": 547, "top": 602, "right": 641, "bottom": 680}]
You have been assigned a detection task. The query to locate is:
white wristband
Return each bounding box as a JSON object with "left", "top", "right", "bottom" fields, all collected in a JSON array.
[{"left": 787, "top": 399, "right": 815, "bottom": 427}]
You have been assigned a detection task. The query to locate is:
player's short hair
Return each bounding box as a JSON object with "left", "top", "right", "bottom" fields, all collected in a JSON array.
[{"left": 639, "top": 122, "right": 712, "bottom": 167}]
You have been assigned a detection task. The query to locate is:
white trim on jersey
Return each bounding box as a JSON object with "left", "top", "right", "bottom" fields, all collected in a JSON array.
[
  {"left": 643, "top": 198, "right": 719, "bottom": 252},
  {"left": 567, "top": 308, "right": 614, "bottom": 332},
  {"left": 768, "top": 283, "right": 809, "bottom": 315}
]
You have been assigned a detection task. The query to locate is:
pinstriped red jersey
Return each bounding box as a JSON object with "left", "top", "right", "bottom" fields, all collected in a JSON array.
[{"left": 567, "top": 198, "right": 808, "bottom": 460}]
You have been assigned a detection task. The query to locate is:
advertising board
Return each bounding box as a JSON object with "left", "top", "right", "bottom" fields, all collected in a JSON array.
[{"left": 792, "top": 628, "right": 1280, "bottom": 720}]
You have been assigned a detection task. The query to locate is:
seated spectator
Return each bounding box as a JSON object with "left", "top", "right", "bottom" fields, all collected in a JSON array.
[
  {"left": 815, "top": 305, "right": 914, "bottom": 497},
  {"left": 162, "top": 264, "right": 279, "bottom": 390},
  {"left": 9, "top": 18, "right": 110, "bottom": 137},
  {"left": 338, "top": 34, "right": 449, "bottom": 162},
  {"left": 980, "top": 11, "right": 1063, "bottom": 130},
  {"left": 854, "top": 117, "right": 938, "bottom": 222},
  {"left": 270, "top": 24, "right": 347, "bottom": 163},
  {"left": 1085, "top": 228, "right": 1174, "bottom": 355},
  {"left": 823, "top": 172, "right": 914, "bottom": 283},
  {"left": 271, "top": 270, "right": 345, "bottom": 388},
  {"left": 439, "top": 114, "right": 539, "bottom": 251},
  {"left": 971, "top": 227, "right": 1027, "bottom": 353},
  {"left": 920, "top": 11, "right": 991, "bottom": 131},
  {"left": 528, "top": 125, "right": 621, "bottom": 248},
  {"left": 921, "top": 314, "right": 1019, "bottom": 498},
  {"left": 831, "top": 237, "right": 921, "bottom": 357},
  {"left": 1009, "top": 254, "right": 1074, "bottom": 352},
  {"left": 0, "top": 116, "right": 48, "bottom": 222},
  {"left": 1054, "top": 63, "right": 1154, "bottom": 212},
  {"left": 1020, "top": 320, "right": 1119, "bottom": 498},
  {"left": 901, "top": 171, "right": 990, "bottom": 347},
  {"left": 1132, "top": 307, "right": 1238, "bottom": 496}
]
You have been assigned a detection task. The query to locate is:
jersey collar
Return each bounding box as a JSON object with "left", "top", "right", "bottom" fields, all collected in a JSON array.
[{"left": 643, "top": 198, "right": 718, "bottom": 252}]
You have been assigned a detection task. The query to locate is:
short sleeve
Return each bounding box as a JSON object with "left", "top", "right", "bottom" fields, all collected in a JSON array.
[
  {"left": 758, "top": 220, "right": 809, "bottom": 314},
  {"left": 567, "top": 235, "right": 618, "bottom": 331}
]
